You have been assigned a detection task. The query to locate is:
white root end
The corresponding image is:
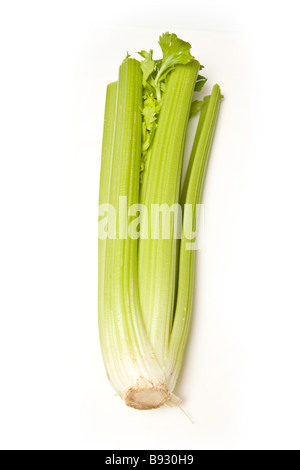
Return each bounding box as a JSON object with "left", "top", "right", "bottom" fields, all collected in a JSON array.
[{"left": 123, "top": 377, "right": 173, "bottom": 410}]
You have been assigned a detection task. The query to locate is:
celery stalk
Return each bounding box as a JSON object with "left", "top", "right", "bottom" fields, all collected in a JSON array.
[
  {"left": 98, "top": 59, "right": 170, "bottom": 409},
  {"left": 139, "top": 61, "right": 200, "bottom": 363},
  {"left": 180, "top": 94, "right": 211, "bottom": 205},
  {"left": 98, "top": 81, "right": 118, "bottom": 383},
  {"left": 166, "top": 84, "right": 222, "bottom": 391}
]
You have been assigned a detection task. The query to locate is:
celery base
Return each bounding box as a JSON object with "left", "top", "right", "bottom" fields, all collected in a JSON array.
[{"left": 123, "top": 377, "right": 170, "bottom": 410}]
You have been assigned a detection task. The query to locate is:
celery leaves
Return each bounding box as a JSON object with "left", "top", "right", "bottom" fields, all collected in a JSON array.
[
  {"left": 137, "top": 33, "right": 208, "bottom": 182},
  {"left": 138, "top": 32, "right": 199, "bottom": 182},
  {"left": 190, "top": 100, "right": 203, "bottom": 117},
  {"left": 195, "top": 74, "right": 207, "bottom": 92},
  {"left": 155, "top": 33, "right": 194, "bottom": 84},
  {"left": 139, "top": 49, "right": 155, "bottom": 82}
]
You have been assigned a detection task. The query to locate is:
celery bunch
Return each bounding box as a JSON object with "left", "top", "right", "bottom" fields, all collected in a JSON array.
[{"left": 98, "top": 33, "right": 222, "bottom": 410}]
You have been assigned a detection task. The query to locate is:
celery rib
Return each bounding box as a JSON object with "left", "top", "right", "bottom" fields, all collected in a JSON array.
[
  {"left": 139, "top": 61, "right": 200, "bottom": 363},
  {"left": 99, "top": 59, "right": 166, "bottom": 398},
  {"left": 98, "top": 81, "right": 118, "bottom": 384},
  {"left": 166, "top": 84, "right": 222, "bottom": 391}
]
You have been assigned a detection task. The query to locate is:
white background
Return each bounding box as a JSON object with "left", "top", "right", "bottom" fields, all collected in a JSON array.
[{"left": 0, "top": 0, "right": 300, "bottom": 450}]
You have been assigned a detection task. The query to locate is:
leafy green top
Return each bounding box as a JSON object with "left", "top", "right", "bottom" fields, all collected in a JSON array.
[{"left": 136, "top": 32, "right": 206, "bottom": 183}]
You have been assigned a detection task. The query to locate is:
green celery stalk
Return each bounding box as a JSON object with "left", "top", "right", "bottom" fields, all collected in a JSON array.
[
  {"left": 180, "top": 94, "right": 211, "bottom": 205},
  {"left": 98, "top": 81, "right": 118, "bottom": 383},
  {"left": 166, "top": 84, "right": 222, "bottom": 391},
  {"left": 98, "top": 59, "right": 170, "bottom": 409},
  {"left": 139, "top": 61, "right": 200, "bottom": 363}
]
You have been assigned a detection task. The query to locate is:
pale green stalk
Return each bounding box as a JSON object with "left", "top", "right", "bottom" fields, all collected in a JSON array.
[
  {"left": 98, "top": 59, "right": 167, "bottom": 404},
  {"left": 180, "top": 94, "right": 211, "bottom": 205},
  {"left": 166, "top": 84, "right": 222, "bottom": 391},
  {"left": 139, "top": 61, "right": 200, "bottom": 364},
  {"left": 98, "top": 81, "right": 118, "bottom": 384}
]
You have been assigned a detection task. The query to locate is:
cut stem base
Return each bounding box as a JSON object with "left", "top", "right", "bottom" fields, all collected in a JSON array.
[{"left": 123, "top": 377, "right": 170, "bottom": 410}]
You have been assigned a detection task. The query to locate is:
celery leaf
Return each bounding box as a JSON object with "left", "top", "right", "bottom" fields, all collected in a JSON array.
[
  {"left": 190, "top": 100, "right": 203, "bottom": 117},
  {"left": 139, "top": 49, "right": 155, "bottom": 82},
  {"left": 139, "top": 32, "right": 198, "bottom": 182},
  {"left": 195, "top": 75, "right": 207, "bottom": 92},
  {"left": 156, "top": 32, "right": 194, "bottom": 84}
]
